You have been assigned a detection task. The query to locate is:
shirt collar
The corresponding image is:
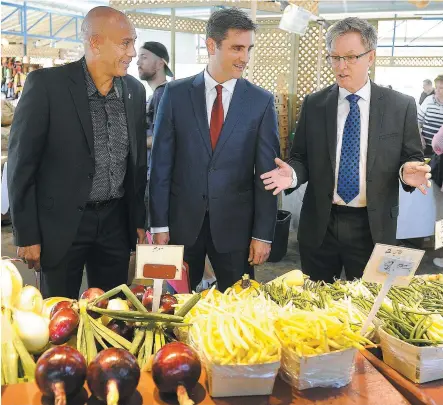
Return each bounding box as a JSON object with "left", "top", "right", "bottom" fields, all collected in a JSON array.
[
  {"left": 203, "top": 68, "right": 237, "bottom": 94},
  {"left": 82, "top": 57, "right": 122, "bottom": 99},
  {"left": 338, "top": 79, "right": 371, "bottom": 102}
]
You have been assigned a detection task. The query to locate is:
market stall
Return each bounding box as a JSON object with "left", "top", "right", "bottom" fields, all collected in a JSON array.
[{"left": 1, "top": 258, "right": 443, "bottom": 405}]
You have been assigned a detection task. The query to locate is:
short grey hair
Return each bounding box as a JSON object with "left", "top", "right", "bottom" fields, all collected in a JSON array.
[{"left": 326, "top": 17, "right": 377, "bottom": 53}]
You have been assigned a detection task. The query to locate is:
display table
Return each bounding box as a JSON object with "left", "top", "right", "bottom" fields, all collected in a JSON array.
[
  {"left": 362, "top": 347, "right": 443, "bottom": 405},
  {"left": 1, "top": 353, "right": 410, "bottom": 405}
]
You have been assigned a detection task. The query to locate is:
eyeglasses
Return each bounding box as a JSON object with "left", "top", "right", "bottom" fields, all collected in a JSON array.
[{"left": 326, "top": 49, "right": 372, "bottom": 66}]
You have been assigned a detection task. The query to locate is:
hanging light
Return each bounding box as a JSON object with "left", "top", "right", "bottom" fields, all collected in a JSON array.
[
  {"left": 279, "top": 4, "right": 314, "bottom": 35},
  {"left": 1, "top": 38, "right": 9, "bottom": 46}
]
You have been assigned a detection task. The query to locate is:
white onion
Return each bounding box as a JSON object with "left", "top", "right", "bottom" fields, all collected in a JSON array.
[
  {"left": 16, "top": 285, "right": 43, "bottom": 314},
  {"left": 0, "top": 259, "right": 23, "bottom": 308},
  {"left": 14, "top": 309, "right": 49, "bottom": 354},
  {"left": 102, "top": 298, "right": 130, "bottom": 326}
]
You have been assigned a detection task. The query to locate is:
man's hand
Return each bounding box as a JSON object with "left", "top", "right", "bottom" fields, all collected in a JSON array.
[
  {"left": 17, "top": 244, "right": 41, "bottom": 271},
  {"left": 137, "top": 228, "right": 147, "bottom": 244},
  {"left": 248, "top": 239, "right": 271, "bottom": 266},
  {"left": 402, "top": 161, "right": 432, "bottom": 195},
  {"left": 260, "top": 158, "right": 294, "bottom": 195},
  {"left": 153, "top": 232, "right": 170, "bottom": 245}
]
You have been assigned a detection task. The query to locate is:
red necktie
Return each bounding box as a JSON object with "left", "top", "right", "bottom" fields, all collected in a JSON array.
[{"left": 210, "top": 84, "right": 224, "bottom": 150}]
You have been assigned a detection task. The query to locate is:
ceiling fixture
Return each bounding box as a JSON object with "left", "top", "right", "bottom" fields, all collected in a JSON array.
[
  {"left": 1, "top": 38, "right": 9, "bottom": 46},
  {"left": 279, "top": 3, "right": 330, "bottom": 36}
]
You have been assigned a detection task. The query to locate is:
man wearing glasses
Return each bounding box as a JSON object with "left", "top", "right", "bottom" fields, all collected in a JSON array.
[{"left": 261, "top": 17, "right": 430, "bottom": 282}]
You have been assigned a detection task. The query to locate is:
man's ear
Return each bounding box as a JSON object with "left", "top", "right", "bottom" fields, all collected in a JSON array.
[
  {"left": 90, "top": 34, "right": 103, "bottom": 55},
  {"left": 206, "top": 37, "right": 217, "bottom": 56}
]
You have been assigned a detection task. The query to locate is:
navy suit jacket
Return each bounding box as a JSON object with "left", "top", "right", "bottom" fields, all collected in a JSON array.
[{"left": 149, "top": 71, "right": 280, "bottom": 253}]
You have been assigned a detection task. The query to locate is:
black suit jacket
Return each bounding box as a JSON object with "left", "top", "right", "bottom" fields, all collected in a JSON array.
[
  {"left": 288, "top": 82, "right": 423, "bottom": 248},
  {"left": 7, "top": 60, "right": 147, "bottom": 267},
  {"left": 149, "top": 72, "right": 280, "bottom": 252}
]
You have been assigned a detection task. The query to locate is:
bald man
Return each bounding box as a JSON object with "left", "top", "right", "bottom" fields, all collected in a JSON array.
[{"left": 8, "top": 6, "right": 147, "bottom": 298}]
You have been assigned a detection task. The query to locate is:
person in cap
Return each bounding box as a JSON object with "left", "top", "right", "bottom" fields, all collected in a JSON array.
[
  {"left": 8, "top": 6, "right": 147, "bottom": 298},
  {"left": 137, "top": 41, "right": 174, "bottom": 148},
  {"left": 137, "top": 42, "right": 173, "bottom": 229},
  {"left": 149, "top": 8, "right": 280, "bottom": 291}
]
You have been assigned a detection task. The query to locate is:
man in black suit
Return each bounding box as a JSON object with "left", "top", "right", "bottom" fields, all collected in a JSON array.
[
  {"left": 8, "top": 6, "right": 147, "bottom": 298},
  {"left": 261, "top": 17, "right": 431, "bottom": 282},
  {"left": 149, "top": 8, "right": 280, "bottom": 291}
]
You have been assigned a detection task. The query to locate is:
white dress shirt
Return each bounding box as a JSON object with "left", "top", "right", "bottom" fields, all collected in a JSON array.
[
  {"left": 290, "top": 80, "right": 371, "bottom": 207},
  {"left": 152, "top": 70, "right": 271, "bottom": 244},
  {"left": 333, "top": 80, "right": 371, "bottom": 207}
]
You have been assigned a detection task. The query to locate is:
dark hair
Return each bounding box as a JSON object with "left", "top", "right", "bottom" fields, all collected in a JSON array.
[
  {"left": 206, "top": 8, "right": 257, "bottom": 47},
  {"left": 423, "top": 79, "right": 432, "bottom": 85},
  {"left": 435, "top": 75, "right": 443, "bottom": 85}
]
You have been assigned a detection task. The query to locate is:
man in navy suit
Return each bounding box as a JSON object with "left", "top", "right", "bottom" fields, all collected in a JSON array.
[{"left": 149, "top": 8, "right": 280, "bottom": 291}]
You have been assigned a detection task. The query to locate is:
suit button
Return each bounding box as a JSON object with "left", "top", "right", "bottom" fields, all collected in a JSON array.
[
  {"left": 78, "top": 206, "right": 84, "bottom": 212},
  {"left": 202, "top": 195, "right": 207, "bottom": 200},
  {"left": 88, "top": 173, "right": 93, "bottom": 179}
]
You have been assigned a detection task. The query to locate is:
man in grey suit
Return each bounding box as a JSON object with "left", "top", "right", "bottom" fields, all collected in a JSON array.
[
  {"left": 261, "top": 17, "right": 431, "bottom": 282},
  {"left": 150, "top": 8, "right": 280, "bottom": 291}
]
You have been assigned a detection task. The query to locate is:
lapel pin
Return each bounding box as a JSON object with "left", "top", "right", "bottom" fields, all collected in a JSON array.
[{"left": 128, "top": 93, "right": 131, "bottom": 99}]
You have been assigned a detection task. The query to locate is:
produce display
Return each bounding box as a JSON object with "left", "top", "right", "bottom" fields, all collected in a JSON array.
[
  {"left": 183, "top": 290, "right": 281, "bottom": 366},
  {"left": 275, "top": 309, "right": 373, "bottom": 356},
  {"left": 1, "top": 256, "right": 443, "bottom": 403}
]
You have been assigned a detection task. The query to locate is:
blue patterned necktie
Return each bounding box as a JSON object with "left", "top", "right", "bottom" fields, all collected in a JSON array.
[{"left": 337, "top": 94, "right": 361, "bottom": 204}]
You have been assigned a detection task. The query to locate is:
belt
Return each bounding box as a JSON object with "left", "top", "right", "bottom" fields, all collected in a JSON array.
[
  {"left": 85, "top": 199, "right": 118, "bottom": 210},
  {"left": 331, "top": 204, "right": 367, "bottom": 213}
]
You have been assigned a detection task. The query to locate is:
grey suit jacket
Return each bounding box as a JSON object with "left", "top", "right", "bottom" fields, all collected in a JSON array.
[{"left": 288, "top": 82, "right": 423, "bottom": 248}]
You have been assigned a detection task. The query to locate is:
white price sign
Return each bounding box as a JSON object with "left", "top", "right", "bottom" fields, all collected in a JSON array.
[
  {"left": 363, "top": 244, "right": 424, "bottom": 287},
  {"left": 360, "top": 244, "right": 425, "bottom": 335},
  {"left": 435, "top": 219, "right": 443, "bottom": 250}
]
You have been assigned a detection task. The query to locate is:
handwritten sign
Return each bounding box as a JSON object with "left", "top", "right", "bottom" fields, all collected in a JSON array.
[
  {"left": 362, "top": 244, "right": 424, "bottom": 287},
  {"left": 134, "top": 245, "right": 184, "bottom": 313},
  {"left": 360, "top": 244, "right": 425, "bottom": 335},
  {"left": 135, "top": 245, "right": 184, "bottom": 282},
  {"left": 435, "top": 219, "right": 443, "bottom": 250}
]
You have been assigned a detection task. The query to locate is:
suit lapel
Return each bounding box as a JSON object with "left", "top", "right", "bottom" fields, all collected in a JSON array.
[
  {"left": 67, "top": 60, "right": 94, "bottom": 157},
  {"left": 190, "top": 72, "right": 212, "bottom": 156},
  {"left": 325, "top": 84, "right": 339, "bottom": 173},
  {"left": 367, "top": 82, "right": 384, "bottom": 177},
  {"left": 212, "top": 78, "right": 248, "bottom": 162},
  {"left": 122, "top": 77, "right": 137, "bottom": 169}
]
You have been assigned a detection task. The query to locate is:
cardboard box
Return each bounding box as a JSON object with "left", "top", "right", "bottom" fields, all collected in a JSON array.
[
  {"left": 379, "top": 327, "right": 443, "bottom": 383},
  {"left": 279, "top": 346, "right": 356, "bottom": 390},
  {"left": 206, "top": 361, "right": 280, "bottom": 397}
]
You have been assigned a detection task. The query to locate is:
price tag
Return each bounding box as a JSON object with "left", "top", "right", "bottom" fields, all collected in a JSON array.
[
  {"left": 362, "top": 244, "right": 424, "bottom": 287},
  {"left": 360, "top": 244, "right": 425, "bottom": 335},
  {"left": 134, "top": 245, "right": 184, "bottom": 313},
  {"left": 435, "top": 219, "right": 443, "bottom": 250}
]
